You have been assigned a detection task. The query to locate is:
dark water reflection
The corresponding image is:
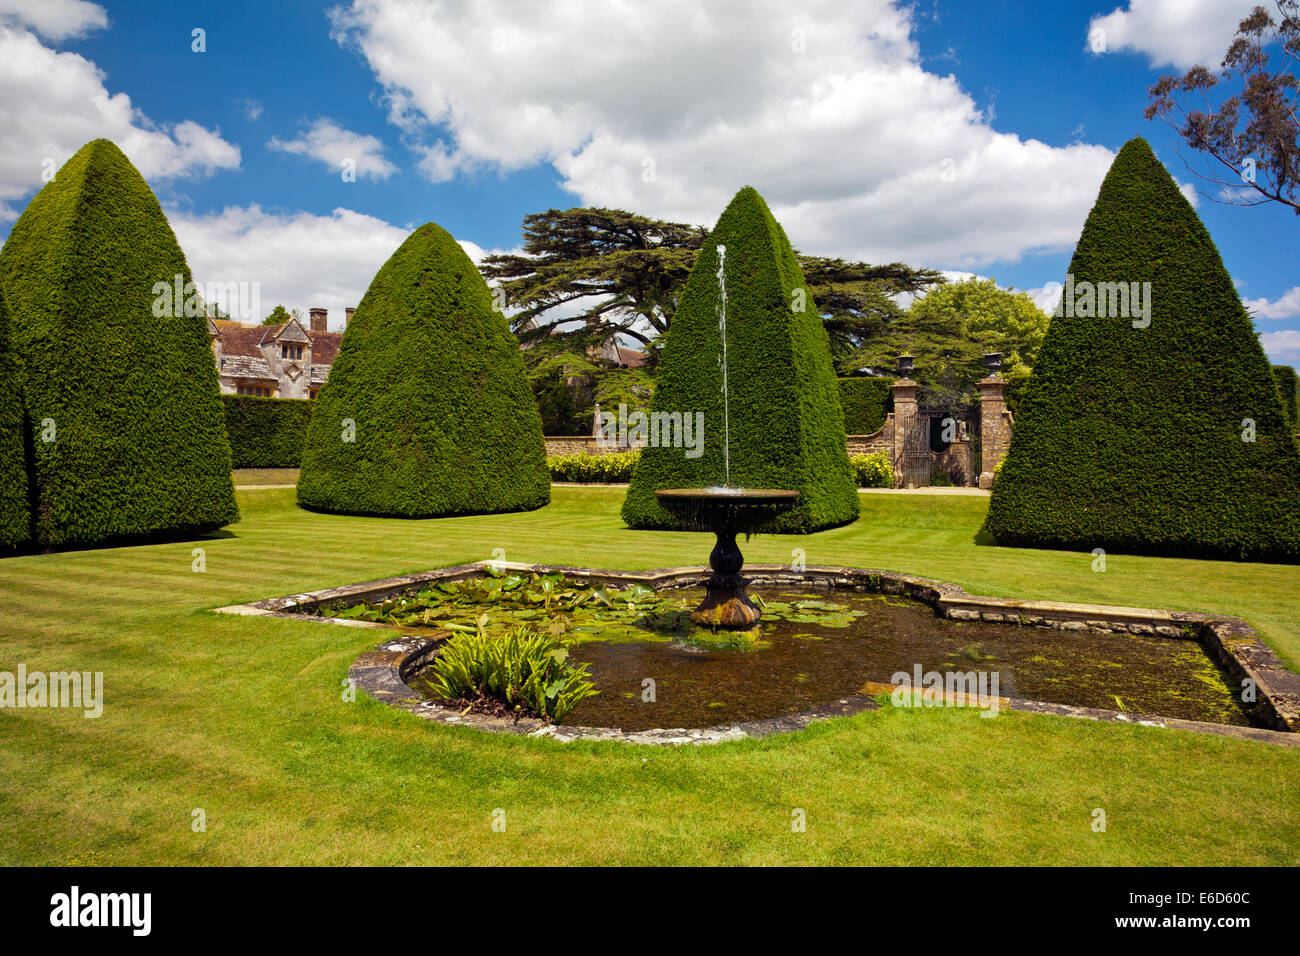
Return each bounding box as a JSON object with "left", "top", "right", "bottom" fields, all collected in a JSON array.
[{"left": 412, "top": 590, "right": 1252, "bottom": 731}]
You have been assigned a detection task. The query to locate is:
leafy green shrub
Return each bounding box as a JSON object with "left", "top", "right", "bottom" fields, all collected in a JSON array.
[
  {"left": 986, "top": 138, "right": 1300, "bottom": 562},
  {"left": 426, "top": 625, "right": 598, "bottom": 724},
  {"left": 622, "top": 187, "right": 859, "bottom": 532},
  {"left": 222, "top": 395, "right": 312, "bottom": 468},
  {"left": 849, "top": 451, "right": 892, "bottom": 488},
  {"left": 0, "top": 139, "right": 237, "bottom": 549},
  {"left": 0, "top": 289, "right": 28, "bottom": 549},
  {"left": 1274, "top": 365, "right": 1298, "bottom": 428},
  {"left": 532, "top": 368, "right": 586, "bottom": 435},
  {"left": 548, "top": 451, "right": 639, "bottom": 482},
  {"left": 296, "top": 222, "right": 550, "bottom": 517},
  {"left": 838, "top": 377, "right": 893, "bottom": 433}
]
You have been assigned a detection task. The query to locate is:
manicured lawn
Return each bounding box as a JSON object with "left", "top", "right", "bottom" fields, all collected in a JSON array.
[
  {"left": 232, "top": 467, "right": 299, "bottom": 486},
  {"left": 0, "top": 486, "right": 1297, "bottom": 865}
]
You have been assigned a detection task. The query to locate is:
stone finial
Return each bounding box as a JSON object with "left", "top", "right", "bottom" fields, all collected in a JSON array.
[{"left": 897, "top": 354, "right": 915, "bottom": 379}]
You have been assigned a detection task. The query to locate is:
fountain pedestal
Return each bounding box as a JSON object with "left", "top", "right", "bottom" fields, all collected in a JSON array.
[
  {"left": 693, "top": 528, "right": 762, "bottom": 629},
  {"left": 655, "top": 488, "right": 799, "bottom": 632}
]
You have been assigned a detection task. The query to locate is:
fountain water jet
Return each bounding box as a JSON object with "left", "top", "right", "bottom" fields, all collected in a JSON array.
[
  {"left": 717, "top": 243, "right": 731, "bottom": 486},
  {"left": 656, "top": 241, "right": 799, "bottom": 633}
]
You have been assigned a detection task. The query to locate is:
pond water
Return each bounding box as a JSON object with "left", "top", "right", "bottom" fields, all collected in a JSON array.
[{"left": 395, "top": 585, "right": 1252, "bottom": 731}]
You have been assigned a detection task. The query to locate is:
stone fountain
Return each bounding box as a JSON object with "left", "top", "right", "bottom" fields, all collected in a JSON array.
[
  {"left": 655, "top": 487, "right": 798, "bottom": 629},
  {"left": 654, "top": 241, "right": 800, "bottom": 632}
]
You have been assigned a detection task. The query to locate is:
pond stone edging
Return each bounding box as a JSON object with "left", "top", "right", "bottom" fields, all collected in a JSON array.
[
  {"left": 351, "top": 630, "right": 880, "bottom": 745},
  {"left": 214, "top": 561, "right": 1300, "bottom": 744}
]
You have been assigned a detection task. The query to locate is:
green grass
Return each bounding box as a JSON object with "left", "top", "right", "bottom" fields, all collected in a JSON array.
[
  {"left": 232, "top": 467, "right": 299, "bottom": 486},
  {"left": 0, "top": 487, "right": 1297, "bottom": 865}
]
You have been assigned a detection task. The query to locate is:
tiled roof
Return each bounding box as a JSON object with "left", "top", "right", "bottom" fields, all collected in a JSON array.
[
  {"left": 213, "top": 320, "right": 268, "bottom": 358},
  {"left": 616, "top": 346, "right": 649, "bottom": 368},
  {"left": 212, "top": 319, "right": 343, "bottom": 370},
  {"left": 309, "top": 330, "right": 342, "bottom": 365},
  {"left": 219, "top": 354, "right": 277, "bottom": 381},
  {"left": 266, "top": 319, "right": 311, "bottom": 344}
]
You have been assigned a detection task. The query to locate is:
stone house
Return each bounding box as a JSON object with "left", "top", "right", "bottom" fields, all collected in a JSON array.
[{"left": 208, "top": 307, "right": 352, "bottom": 399}]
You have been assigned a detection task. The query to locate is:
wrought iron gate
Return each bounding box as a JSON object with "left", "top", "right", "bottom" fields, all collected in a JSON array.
[{"left": 901, "top": 407, "right": 930, "bottom": 487}]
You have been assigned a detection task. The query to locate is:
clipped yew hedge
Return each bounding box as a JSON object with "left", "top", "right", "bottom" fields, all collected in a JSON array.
[
  {"left": 839, "top": 376, "right": 893, "bottom": 433},
  {"left": 1274, "top": 365, "right": 1298, "bottom": 428},
  {"left": 296, "top": 222, "right": 549, "bottom": 517},
  {"left": 986, "top": 137, "right": 1300, "bottom": 562},
  {"left": 0, "top": 290, "right": 28, "bottom": 549},
  {"left": 0, "top": 139, "right": 237, "bottom": 550},
  {"left": 223, "top": 395, "right": 312, "bottom": 468},
  {"left": 622, "top": 186, "right": 858, "bottom": 532}
]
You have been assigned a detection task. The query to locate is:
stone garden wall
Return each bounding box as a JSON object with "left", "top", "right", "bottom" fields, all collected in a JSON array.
[{"left": 546, "top": 380, "right": 1013, "bottom": 490}]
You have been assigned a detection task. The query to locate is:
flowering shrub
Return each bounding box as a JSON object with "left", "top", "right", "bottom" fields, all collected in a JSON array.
[
  {"left": 849, "top": 452, "right": 892, "bottom": 488},
  {"left": 547, "top": 451, "right": 639, "bottom": 483}
]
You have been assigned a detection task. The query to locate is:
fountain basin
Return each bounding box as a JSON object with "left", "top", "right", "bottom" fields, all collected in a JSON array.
[
  {"left": 655, "top": 487, "right": 799, "bottom": 632},
  {"left": 216, "top": 561, "right": 1300, "bottom": 745}
]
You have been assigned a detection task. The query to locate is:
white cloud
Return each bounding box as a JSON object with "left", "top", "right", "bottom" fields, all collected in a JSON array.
[
  {"left": 1245, "top": 287, "right": 1300, "bottom": 320},
  {"left": 0, "top": 22, "right": 240, "bottom": 219},
  {"left": 240, "top": 98, "right": 263, "bottom": 121},
  {"left": 170, "top": 205, "right": 408, "bottom": 326},
  {"left": 330, "top": 0, "right": 1118, "bottom": 269},
  {"left": 1260, "top": 330, "right": 1300, "bottom": 364},
  {"left": 268, "top": 118, "right": 397, "bottom": 179},
  {"left": 456, "top": 238, "right": 521, "bottom": 266},
  {"left": 1087, "top": 0, "right": 1260, "bottom": 69},
  {"left": 169, "top": 205, "right": 511, "bottom": 326},
  {"left": 0, "top": 0, "right": 107, "bottom": 41},
  {"left": 1027, "top": 283, "right": 1065, "bottom": 315}
]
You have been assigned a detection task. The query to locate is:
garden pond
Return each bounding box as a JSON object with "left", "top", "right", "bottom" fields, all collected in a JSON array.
[{"left": 318, "top": 571, "right": 1255, "bottom": 731}]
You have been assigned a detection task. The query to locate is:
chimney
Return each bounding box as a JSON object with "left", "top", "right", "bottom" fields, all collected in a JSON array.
[
  {"left": 344, "top": 307, "right": 355, "bottom": 327},
  {"left": 309, "top": 307, "right": 327, "bottom": 333}
]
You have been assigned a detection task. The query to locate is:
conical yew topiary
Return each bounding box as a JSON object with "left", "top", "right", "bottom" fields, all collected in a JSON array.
[
  {"left": 0, "top": 139, "right": 237, "bottom": 550},
  {"left": 296, "top": 222, "right": 550, "bottom": 517},
  {"left": 621, "top": 186, "right": 858, "bottom": 532},
  {"left": 0, "top": 289, "right": 28, "bottom": 549},
  {"left": 986, "top": 137, "right": 1300, "bottom": 561}
]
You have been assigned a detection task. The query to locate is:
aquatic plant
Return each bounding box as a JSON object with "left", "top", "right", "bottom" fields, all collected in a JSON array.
[
  {"left": 426, "top": 625, "right": 598, "bottom": 724},
  {"left": 320, "top": 572, "right": 866, "bottom": 640}
]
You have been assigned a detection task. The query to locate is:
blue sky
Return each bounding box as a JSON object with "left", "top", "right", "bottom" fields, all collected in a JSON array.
[{"left": 0, "top": 0, "right": 1295, "bottom": 359}]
